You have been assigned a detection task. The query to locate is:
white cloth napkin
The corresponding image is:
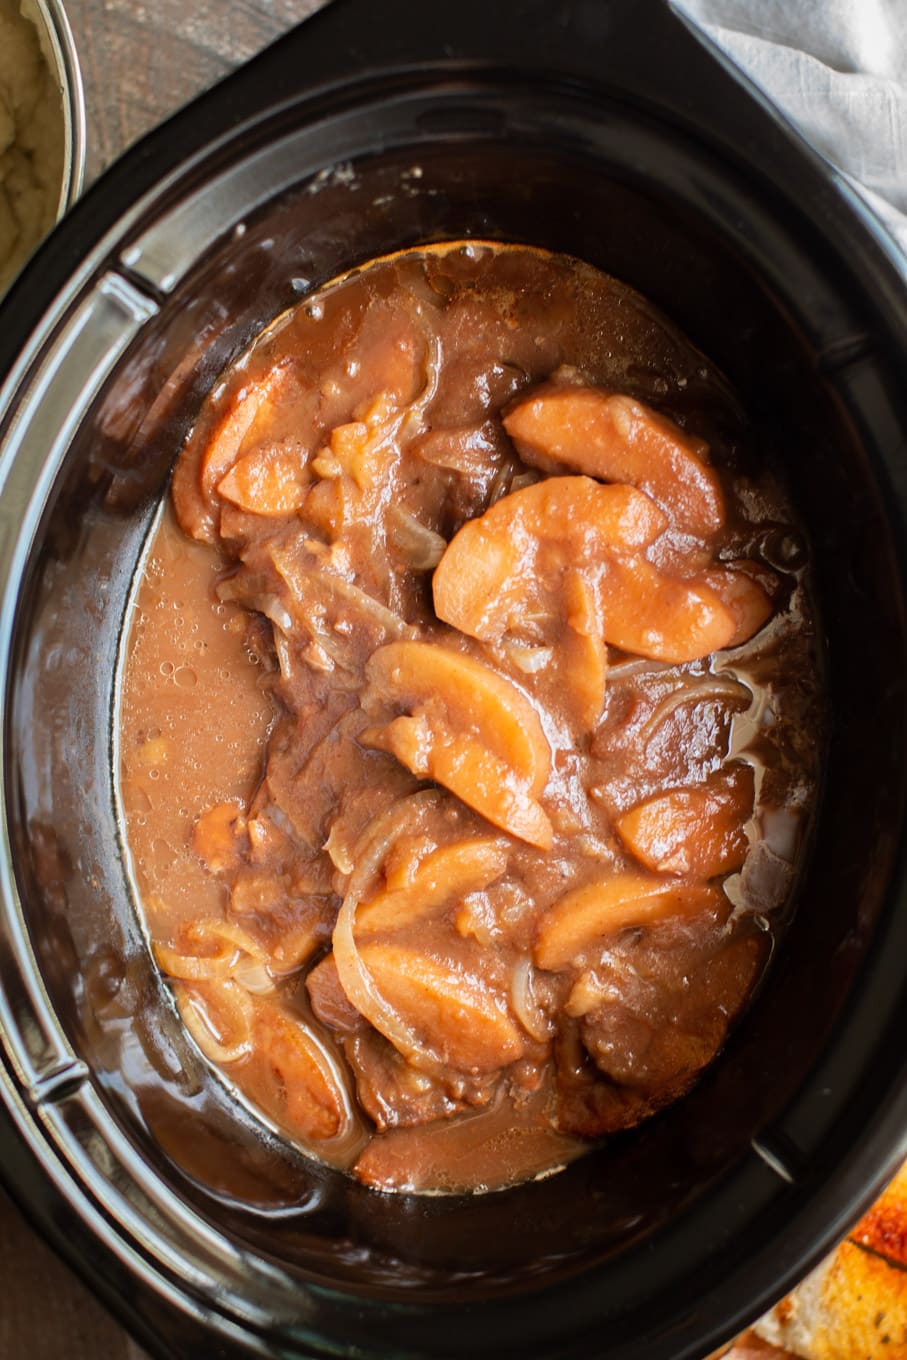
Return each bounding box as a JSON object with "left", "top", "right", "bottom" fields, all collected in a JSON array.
[{"left": 672, "top": 0, "right": 907, "bottom": 260}]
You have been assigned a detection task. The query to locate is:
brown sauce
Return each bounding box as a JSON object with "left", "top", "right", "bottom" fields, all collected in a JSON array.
[{"left": 118, "top": 243, "right": 822, "bottom": 1194}]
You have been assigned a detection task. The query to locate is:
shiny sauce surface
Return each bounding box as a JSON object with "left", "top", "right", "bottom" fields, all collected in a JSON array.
[{"left": 119, "top": 244, "right": 821, "bottom": 1193}]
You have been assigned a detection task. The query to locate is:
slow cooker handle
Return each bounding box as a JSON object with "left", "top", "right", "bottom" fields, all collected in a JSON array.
[
  {"left": 272, "top": 0, "right": 684, "bottom": 94},
  {"left": 232, "top": 0, "right": 772, "bottom": 165}
]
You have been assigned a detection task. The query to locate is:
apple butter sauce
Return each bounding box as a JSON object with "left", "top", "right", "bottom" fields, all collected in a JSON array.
[{"left": 117, "top": 243, "right": 822, "bottom": 1194}]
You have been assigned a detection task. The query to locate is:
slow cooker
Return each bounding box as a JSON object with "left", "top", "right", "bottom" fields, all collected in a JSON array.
[{"left": 2, "top": 0, "right": 907, "bottom": 1356}]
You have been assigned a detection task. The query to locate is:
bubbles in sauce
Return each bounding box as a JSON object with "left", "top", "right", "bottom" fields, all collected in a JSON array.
[{"left": 118, "top": 243, "right": 822, "bottom": 1194}]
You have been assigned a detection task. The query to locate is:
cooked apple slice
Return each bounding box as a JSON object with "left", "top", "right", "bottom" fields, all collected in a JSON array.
[
  {"left": 357, "top": 942, "right": 528, "bottom": 1072},
  {"left": 535, "top": 873, "right": 726, "bottom": 970},
  {"left": 200, "top": 367, "right": 291, "bottom": 502},
  {"left": 364, "top": 642, "right": 553, "bottom": 848},
  {"left": 356, "top": 837, "right": 509, "bottom": 934},
  {"left": 433, "top": 476, "right": 666, "bottom": 643},
  {"left": 432, "top": 474, "right": 731, "bottom": 665},
  {"left": 699, "top": 563, "right": 774, "bottom": 648},
  {"left": 172, "top": 365, "right": 293, "bottom": 542},
  {"left": 504, "top": 383, "right": 724, "bottom": 536},
  {"left": 560, "top": 570, "right": 608, "bottom": 730},
  {"left": 597, "top": 556, "right": 737, "bottom": 662},
  {"left": 615, "top": 765, "right": 755, "bottom": 878},
  {"left": 218, "top": 443, "right": 308, "bottom": 516},
  {"left": 249, "top": 996, "right": 351, "bottom": 1140},
  {"left": 191, "top": 801, "right": 247, "bottom": 876}
]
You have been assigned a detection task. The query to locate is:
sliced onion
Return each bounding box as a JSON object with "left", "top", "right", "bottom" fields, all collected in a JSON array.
[
  {"left": 176, "top": 979, "right": 254, "bottom": 1063},
  {"left": 272, "top": 631, "right": 298, "bottom": 683},
  {"left": 155, "top": 920, "right": 269, "bottom": 983},
  {"left": 323, "top": 821, "right": 355, "bottom": 876},
  {"left": 353, "top": 329, "right": 442, "bottom": 451},
  {"left": 216, "top": 575, "right": 293, "bottom": 633},
  {"left": 638, "top": 675, "right": 752, "bottom": 746},
  {"left": 409, "top": 331, "right": 442, "bottom": 420},
  {"left": 498, "top": 641, "right": 554, "bottom": 675},
  {"left": 487, "top": 462, "right": 516, "bottom": 508},
  {"left": 197, "top": 920, "right": 269, "bottom": 959},
  {"left": 416, "top": 426, "right": 499, "bottom": 475},
  {"left": 231, "top": 954, "right": 276, "bottom": 995},
  {"left": 509, "top": 958, "right": 553, "bottom": 1042},
  {"left": 270, "top": 544, "right": 417, "bottom": 640},
  {"left": 332, "top": 791, "right": 453, "bottom": 1076},
  {"left": 386, "top": 506, "right": 446, "bottom": 570},
  {"left": 251, "top": 593, "right": 294, "bottom": 635},
  {"left": 154, "top": 934, "right": 239, "bottom": 981},
  {"left": 278, "top": 1011, "right": 357, "bottom": 1144},
  {"left": 607, "top": 657, "right": 670, "bottom": 681}
]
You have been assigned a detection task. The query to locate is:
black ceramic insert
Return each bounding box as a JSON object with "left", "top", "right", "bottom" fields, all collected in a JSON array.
[{"left": 2, "top": 1, "right": 907, "bottom": 1357}]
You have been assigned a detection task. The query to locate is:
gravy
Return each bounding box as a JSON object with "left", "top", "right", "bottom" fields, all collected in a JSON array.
[{"left": 119, "top": 243, "right": 821, "bottom": 1193}]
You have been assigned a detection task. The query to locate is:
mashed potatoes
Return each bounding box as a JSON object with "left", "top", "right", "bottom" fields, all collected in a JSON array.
[{"left": 0, "top": 0, "right": 65, "bottom": 294}]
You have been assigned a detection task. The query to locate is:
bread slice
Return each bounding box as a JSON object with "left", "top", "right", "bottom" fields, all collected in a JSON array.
[{"left": 722, "top": 1164, "right": 907, "bottom": 1358}]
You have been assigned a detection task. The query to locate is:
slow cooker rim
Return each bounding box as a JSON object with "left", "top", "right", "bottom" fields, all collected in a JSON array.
[{"left": 2, "top": 3, "right": 907, "bottom": 1357}]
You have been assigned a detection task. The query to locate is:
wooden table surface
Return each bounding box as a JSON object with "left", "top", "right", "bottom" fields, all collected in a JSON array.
[{"left": 0, "top": 4, "right": 804, "bottom": 1358}]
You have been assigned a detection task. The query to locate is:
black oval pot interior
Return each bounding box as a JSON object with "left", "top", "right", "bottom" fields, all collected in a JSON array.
[{"left": 2, "top": 2, "right": 907, "bottom": 1358}]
